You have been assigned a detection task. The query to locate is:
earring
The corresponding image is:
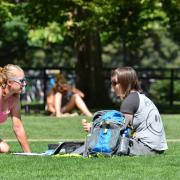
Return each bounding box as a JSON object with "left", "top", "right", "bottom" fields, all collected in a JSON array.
[
  {"left": 1, "top": 84, "right": 7, "bottom": 96},
  {"left": 1, "top": 83, "right": 6, "bottom": 88}
]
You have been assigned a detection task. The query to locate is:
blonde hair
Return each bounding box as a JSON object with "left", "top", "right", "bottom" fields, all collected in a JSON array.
[{"left": 0, "top": 64, "right": 23, "bottom": 87}]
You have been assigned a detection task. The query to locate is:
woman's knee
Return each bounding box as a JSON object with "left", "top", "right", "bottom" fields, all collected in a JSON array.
[
  {"left": 0, "top": 141, "right": 10, "bottom": 153},
  {"left": 72, "top": 93, "right": 81, "bottom": 100}
]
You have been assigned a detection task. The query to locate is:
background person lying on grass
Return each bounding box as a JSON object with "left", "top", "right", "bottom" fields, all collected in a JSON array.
[
  {"left": 82, "top": 67, "right": 168, "bottom": 156},
  {"left": 0, "top": 64, "right": 31, "bottom": 153}
]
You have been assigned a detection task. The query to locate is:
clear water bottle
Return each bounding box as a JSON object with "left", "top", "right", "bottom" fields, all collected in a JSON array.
[
  {"left": 118, "top": 134, "right": 129, "bottom": 155},
  {"left": 117, "top": 128, "right": 131, "bottom": 155}
]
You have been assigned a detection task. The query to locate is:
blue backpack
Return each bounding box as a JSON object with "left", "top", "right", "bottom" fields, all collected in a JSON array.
[{"left": 84, "top": 110, "right": 130, "bottom": 156}]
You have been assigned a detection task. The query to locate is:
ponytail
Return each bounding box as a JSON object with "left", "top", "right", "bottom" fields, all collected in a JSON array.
[{"left": 0, "top": 67, "right": 7, "bottom": 88}]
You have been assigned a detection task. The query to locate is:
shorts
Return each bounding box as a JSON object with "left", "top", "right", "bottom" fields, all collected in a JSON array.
[
  {"left": 61, "top": 92, "right": 72, "bottom": 107},
  {"left": 129, "top": 138, "right": 164, "bottom": 156}
]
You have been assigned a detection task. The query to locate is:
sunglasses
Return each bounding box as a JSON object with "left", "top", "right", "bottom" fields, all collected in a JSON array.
[
  {"left": 111, "top": 80, "right": 119, "bottom": 86},
  {"left": 9, "top": 77, "right": 26, "bottom": 86}
]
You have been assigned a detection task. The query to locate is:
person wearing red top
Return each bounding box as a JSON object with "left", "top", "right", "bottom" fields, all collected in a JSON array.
[{"left": 0, "top": 64, "right": 31, "bottom": 153}]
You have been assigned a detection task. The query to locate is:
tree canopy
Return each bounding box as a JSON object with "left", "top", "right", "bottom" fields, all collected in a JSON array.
[
  {"left": 0, "top": 0, "right": 179, "bottom": 106},
  {"left": 0, "top": 0, "right": 179, "bottom": 67}
]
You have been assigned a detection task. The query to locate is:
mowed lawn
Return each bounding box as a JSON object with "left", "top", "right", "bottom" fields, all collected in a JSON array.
[{"left": 0, "top": 114, "right": 180, "bottom": 180}]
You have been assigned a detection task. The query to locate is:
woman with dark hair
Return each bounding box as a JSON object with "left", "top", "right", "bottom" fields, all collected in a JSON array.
[{"left": 83, "top": 67, "right": 168, "bottom": 155}]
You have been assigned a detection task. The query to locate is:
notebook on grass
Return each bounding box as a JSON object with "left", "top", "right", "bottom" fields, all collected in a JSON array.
[
  {"left": 13, "top": 142, "right": 64, "bottom": 156},
  {"left": 13, "top": 141, "right": 84, "bottom": 156}
]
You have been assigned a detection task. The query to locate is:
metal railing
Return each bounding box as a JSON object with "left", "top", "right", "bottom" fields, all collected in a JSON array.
[{"left": 21, "top": 67, "right": 180, "bottom": 112}]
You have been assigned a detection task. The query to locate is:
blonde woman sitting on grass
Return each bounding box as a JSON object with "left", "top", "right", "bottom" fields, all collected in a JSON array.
[{"left": 47, "top": 78, "right": 92, "bottom": 118}]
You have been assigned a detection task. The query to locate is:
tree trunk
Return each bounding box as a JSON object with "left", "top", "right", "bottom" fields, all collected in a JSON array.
[{"left": 75, "top": 31, "right": 110, "bottom": 107}]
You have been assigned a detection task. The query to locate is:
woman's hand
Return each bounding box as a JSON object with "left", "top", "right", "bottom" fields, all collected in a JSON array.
[{"left": 82, "top": 119, "right": 91, "bottom": 132}]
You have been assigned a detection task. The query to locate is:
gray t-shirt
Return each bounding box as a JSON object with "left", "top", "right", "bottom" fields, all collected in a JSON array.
[{"left": 120, "top": 92, "right": 168, "bottom": 151}]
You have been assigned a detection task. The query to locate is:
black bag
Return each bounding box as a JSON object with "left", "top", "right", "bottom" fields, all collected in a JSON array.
[{"left": 48, "top": 141, "right": 84, "bottom": 154}]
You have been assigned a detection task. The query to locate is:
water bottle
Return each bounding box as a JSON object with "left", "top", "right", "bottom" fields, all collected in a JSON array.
[
  {"left": 123, "top": 128, "right": 131, "bottom": 138},
  {"left": 117, "top": 128, "right": 131, "bottom": 155}
]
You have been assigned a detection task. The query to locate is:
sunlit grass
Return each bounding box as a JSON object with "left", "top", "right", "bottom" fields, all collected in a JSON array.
[{"left": 0, "top": 115, "right": 180, "bottom": 179}]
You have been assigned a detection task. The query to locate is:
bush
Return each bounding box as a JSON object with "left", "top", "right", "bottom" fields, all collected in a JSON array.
[{"left": 149, "top": 80, "right": 180, "bottom": 104}]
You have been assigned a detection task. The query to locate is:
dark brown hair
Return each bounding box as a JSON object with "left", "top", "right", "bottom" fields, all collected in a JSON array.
[
  {"left": 111, "top": 67, "right": 141, "bottom": 98},
  {"left": 53, "top": 77, "right": 67, "bottom": 93}
]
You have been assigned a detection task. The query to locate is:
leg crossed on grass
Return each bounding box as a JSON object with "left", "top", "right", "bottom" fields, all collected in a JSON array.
[{"left": 129, "top": 139, "right": 164, "bottom": 156}]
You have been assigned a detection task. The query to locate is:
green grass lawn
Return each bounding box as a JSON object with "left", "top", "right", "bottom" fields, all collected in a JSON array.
[{"left": 0, "top": 114, "right": 180, "bottom": 180}]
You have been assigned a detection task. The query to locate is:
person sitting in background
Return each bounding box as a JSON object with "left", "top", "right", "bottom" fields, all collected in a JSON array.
[
  {"left": 46, "top": 75, "right": 92, "bottom": 118},
  {"left": 82, "top": 67, "right": 168, "bottom": 156},
  {"left": 0, "top": 64, "right": 31, "bottom": 153}
]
